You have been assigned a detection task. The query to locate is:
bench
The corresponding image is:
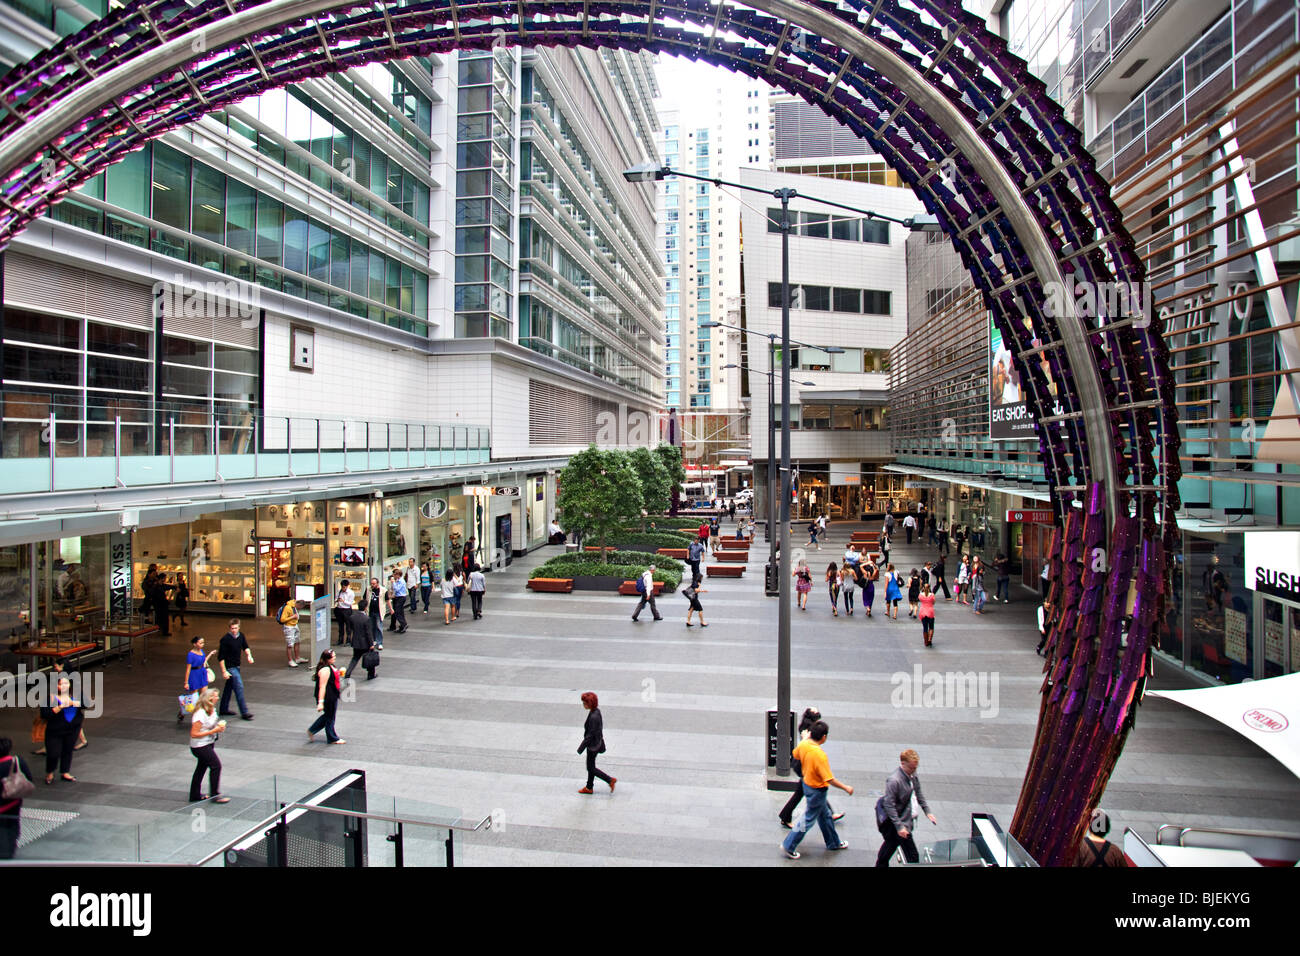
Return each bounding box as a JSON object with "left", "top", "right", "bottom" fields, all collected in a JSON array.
[
  {"left": 657, "top": 548, "right": 690, "bottom": 559},
  {"left": 714, "top": 550, "right": 748, "bottom": 563},
  {"left": 619, "top": 580, "right": 667, "bottom": 596},
  {"left": 708, "top": 565, "right": 745, "bottom": 578},
  {"left": 527, "top": 577, "right": 574, "bottom": 593}
]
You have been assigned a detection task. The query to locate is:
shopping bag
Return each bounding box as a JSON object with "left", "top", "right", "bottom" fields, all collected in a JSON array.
[{"left": 178, "top": 692, "right": 199, "bottom": 714}]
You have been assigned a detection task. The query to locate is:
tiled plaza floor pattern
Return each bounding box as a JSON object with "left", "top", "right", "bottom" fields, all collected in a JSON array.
[{"left": 4, "top": 521, "right": 1298, "bottom": 865}]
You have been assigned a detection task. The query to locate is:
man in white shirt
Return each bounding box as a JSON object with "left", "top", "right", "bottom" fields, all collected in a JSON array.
[
  {"left": 903, "top": 513, "right": 917, "bottom": 545},
  {"left": 631, "top": 565, "right": 662, "bottom": 622},
  {"left": 405, "top": 558, "right": 421, "bottom": 614},
  {"left": 469, "top": 568, "right": 487, "bottom": 619}
]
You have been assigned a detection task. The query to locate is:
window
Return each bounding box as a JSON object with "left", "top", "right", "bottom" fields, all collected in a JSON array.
[
  {"left": 862, "top": 290, "right": 891, "bottom": 314},
  {"left": 803, "top": 285, "right": 831, "bottom": 311},
  {"left": 832, "top": 348, "right": 863, "bottom": 373},
  {"left": 833, "top": 288, "right": 862, "bottom": 313},
  {"left": 862, "top": 220, "right": 889, "bottom": 244},
  {"left": 832, "top": 217, "right": 859, "bottom": 241}
]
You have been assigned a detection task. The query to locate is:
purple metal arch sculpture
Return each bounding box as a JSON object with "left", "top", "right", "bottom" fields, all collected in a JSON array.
[{"left": 0, "top": 0, "right": 1180, "bottom": 865}]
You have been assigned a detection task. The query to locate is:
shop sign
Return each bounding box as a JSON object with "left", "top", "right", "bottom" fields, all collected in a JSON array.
[
  {"left": 1264, "top": 618, "right": 1284, "bottom": 666},
  {"left": 1224, "top": 608, "right": 1249, "bottom": 665},
  {"left": 905, "top": 481, "right": 946, "bottom": 489},
  {"left": 1241, "top": 708, "right": 1289, "bottom": 733},
  {"left": 1244, "top": 531, "right": 1300, "bottom": 601},
  {"left": 493, "top": 486, "right": 520, "bottom": 498},
  {"left": 382, "top": 498, "right": 412, "bottom": 517},
  {"left": 420, "top": 497, "right": 448, "bottom": 520},
  {"left": 829, "top": 463, "right": 859, "bottom": 487},
  {"left": 109, "top": 532, "right": 132, "bottom": 620},
  {"left": 1006, "top": 509, "right": 1055, "bottom": 524}
]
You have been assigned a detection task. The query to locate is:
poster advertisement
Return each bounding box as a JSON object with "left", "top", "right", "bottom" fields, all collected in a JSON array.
[
  {"left": 990, "top": 317, "right": 1057, "bottom": 441},
  {"left": 1224, "top": 607, "right": 1249, "bottom": 664},
  {"left": 1264, "top": 618, "right": 1284, "bottom": 666}
]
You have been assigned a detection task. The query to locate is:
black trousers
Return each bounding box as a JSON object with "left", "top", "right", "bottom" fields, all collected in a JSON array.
[
  {"left": 0, "top": 816, "right": 17, "bottom": 859},
  {"left": 334, "top": 609, "right": 351, "bottom": 643},
  {"left": 585, "top": 749, "right": 612, "bottom": 788},
  {"left": 876, "top": 819, "right": 919, "bottom": 866},
  {"left": 470, "top": 592, "right": 483, "bottom": 617},
  {"left": 390, "top": 602, "right": 407, "bottom": 631},
  {"left": 190, "top": 745, "right": 221, "bottom": 800},
  {"left": 905, "top": 527, "right": 913, "bottom": 543},
  {"left": 344, "top": 648, "right": 375, "bottom": 680},
  {"left": 632, "top": 594, "right": 660, "bottom": 620},
  {"left": 934, "top": 573, "right": 951, "bottom": 599},
  {"left": 44, "top": 729, "right": 77, "bottom": 776}
]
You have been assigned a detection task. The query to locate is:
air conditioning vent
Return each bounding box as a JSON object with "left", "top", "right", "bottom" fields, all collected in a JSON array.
[{"left": 1120, "top": 58, "right": 1148, "bottom": 79}]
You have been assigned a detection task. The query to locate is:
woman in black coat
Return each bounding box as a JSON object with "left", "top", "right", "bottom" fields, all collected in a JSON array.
[
  {"left": 40, "top": 676, "right": 84, "bottom": 784},
  {"left": 577, "top": 692, "right": 615, "bottom": 794}
]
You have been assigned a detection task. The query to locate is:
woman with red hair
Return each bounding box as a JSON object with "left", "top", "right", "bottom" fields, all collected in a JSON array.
[{"left": 577, "top": 692, "right": 616, "bottom": 794}]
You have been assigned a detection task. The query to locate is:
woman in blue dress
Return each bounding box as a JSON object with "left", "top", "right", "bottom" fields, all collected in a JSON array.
[
  {"left": 179, "top": 636, "right": 215, "bottom": 723},
  {"left": 885, "top": 563, "right": 903, "bottom": 620}
]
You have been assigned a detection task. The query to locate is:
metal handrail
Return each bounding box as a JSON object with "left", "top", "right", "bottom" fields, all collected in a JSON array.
[
  {"left": 1156, "top": 823, "right": 1300, "bottom": 846},
  {"left": 190, "top": 800, "right": 491, "bottom": 868}
]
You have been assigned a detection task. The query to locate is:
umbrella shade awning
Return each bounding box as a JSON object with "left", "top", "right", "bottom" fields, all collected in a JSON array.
[{"left": 1147, "top": 673, "right": 1300, "bottom": 779}]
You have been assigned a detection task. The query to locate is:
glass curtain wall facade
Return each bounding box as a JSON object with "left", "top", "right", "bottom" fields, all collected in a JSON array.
[
  {"left": 659, "top": 118, "right": 683, "bottom": 409},
  {"left": 517, "top": 50, "right": 664, "bottom": 402},
  {"left": 454, "top": 49, "right": 517, "bottom": 340},
  {"left": 693, "top": 130, "right": 713, "bottom": 408}
]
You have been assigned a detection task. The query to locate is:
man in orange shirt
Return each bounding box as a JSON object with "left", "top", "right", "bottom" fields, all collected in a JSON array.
[{"left": 781, "top": 721, "right": 853, "bottom": 859}]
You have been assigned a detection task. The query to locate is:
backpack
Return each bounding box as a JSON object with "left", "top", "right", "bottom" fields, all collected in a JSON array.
[
  {"left": 635, "top": 575, "right": 647, "bottom": 595},
  {"left": 277, "top": 602, "right": 295, "bottom": 625}
]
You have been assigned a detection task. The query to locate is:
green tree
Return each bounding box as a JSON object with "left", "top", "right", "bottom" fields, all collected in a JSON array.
[
  {"left": 555, "top": 446, "right": 643, "bottom": 564},
  {"left": 629, "top": 446, "right": 671, "bottom": 529},
  {"left": 653, "top": 443, "right": 687, "bottom": 514}
]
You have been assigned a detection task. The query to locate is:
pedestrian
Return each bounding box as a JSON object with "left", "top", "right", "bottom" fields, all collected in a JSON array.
[
  {"left": 687, "top": 537, "right": 705, "bottom": 587},
  {"left": 217, "top": 619, "right": 255, "bottom": 721},
  {"left": 860, "top": 557, "right": 877, "bottom": 618},
  {"left": 927, "top": 513, "right": 937, "bottom": 546},
  {"left": 937, "top": 518, "right": 949, "bottom": 556},
  {"left": 1036, "top": 599, "right": 1052, "bottom": 656},
  {"left": 188, "top": 688, "right": 230, "bottom": 803},
  {"left": 40, "top": 675, "right": 83, "bottom": 784},
  {"left": 807, "top": 520, "right": 819, "bottom": 550},
  {"left": 817, "top": 513, "right": 828, "bottom": 542},
  {"left": 839, "top": 564, "right": 856, "bottom": 614},
  {"left": 179, "top": 635, "right": 215, "bottom": 723},
  {"left": 631, "top": 565, "right": 663, "bottom": 622},
  {"left": 903, "top": 512, "right": 916, "bottom": 544},
  {"left": 152, "top": 571, "right": 173, "bottom": 637},
  {"left": 462, "top": 538, "right": 479, "bottom": 576},
  {"left": 139, "top": 563, "right": 158, "bottom": 618},
  {"left": 933, "top": 552, "right": 952, "bottom": 600},
  {"left": 367, "top": 577, "right": 386, "bottom": 648},
  {"left": 919, "top": 582, "right": 936, "bottom": 647},
  {"left": 307, "top": 649, "right": 345, "bottom": 745},
  {"left": 971, "top": 557, "right": 987, "bottom": 614},
  {"left": 171, "top": 574, "right": 189, "bottom": 629},
  {"left": 34, "top": 661, "right": 88, "bottom": 754},
  {"left": 955, "top": 555, "right": 970, "bottom": 604},
  {"left": 780, "top": 719, "right": 852, "bottom": 859},
  {"left": 1040, "top": 561, "right": 1050, "bottom": 597},
  {"left": 954, "top": 523, "right": 966, "bottom": 557},
  {"left": 884, "top": 510, "right": 895, "bottom": 540},
  {"left": 277, "top": 597, "right": 307, "bottom": 668},
  {"left": 794, "top": 560, "right": 813, "bottom": 610},
  {"left": 388, "top": 569, "right": 409, "bottom": 633},
  {"left": 826, "top": 562, "right": 841, "bottom": 617},
  {"left": 1073, "top": 809, "right": 1129, "bottom": 867},
  {"left": 0, "top": 737, "right": 35, "bottom": 858},
  {"left": 729, "top": 500, "right": 736, "bottom": 521},
  {"left": 344, "top": 599, "right": 378, "bottom": 680},
  {"left": 874, "top": 748, "right": 936, "bottom": 866},
  {"left": 843, "top": 543, "right": 861, "bottom": 569},
  {"left": 548, "top": 518, "right": 565, "bottom": 545},
  {"left": 994, "top": 552, "right": 1011, "bottom": 603},
  {"left": 710, "top": 516, "right": 721, "bottom": 553},
  {"left": 576, "top": 691, "right": 615, "bottom": 794},
  {"left": 449, "top": 567, "right": 464, "bottom": 621},
  {"left": 778, "top": 708, "right": 845, "bottom": 829},
  {"left": 420, "top": 562, "right": 433, "bottom": 613},
  {"left": 878, "top": 527, "right": 891, "bottom": 568},
  {"left": 907, "top": 568, "right": 921, "bottom": 618},
  {"left": 683, "top": 580, "right": 708, "bottom": 627},
  {"left": 406, "top": 558, "right": 421, "bottom": 614},
  {"left": 884, "top": 564, "right": 902, "bottom": 620},
  {"left": 698, "top": 519, "right": 711, "bottom": 553},
  {"left": 469, "top": 566, "right": 486, "bottom": 619},
  {"left": 441, "top": 567, "right": 457, "bottom": 625},
  {"left": 334, "top": 581, "right": 354, "bottom": 645}
]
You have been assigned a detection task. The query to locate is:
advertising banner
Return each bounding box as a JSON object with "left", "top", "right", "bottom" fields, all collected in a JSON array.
[{"left": 990, "top": 318, "right": 1034, "bottom": 440}]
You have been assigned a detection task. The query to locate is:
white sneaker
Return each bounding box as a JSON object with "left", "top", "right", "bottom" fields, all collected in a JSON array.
[
  {"left": 781, "top": 845, "right": 801, "bottom": 860},
  {"left": 287, "top": 660, "right": 298, "bottom": 667}
]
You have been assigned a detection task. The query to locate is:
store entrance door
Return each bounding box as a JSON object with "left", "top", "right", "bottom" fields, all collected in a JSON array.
[{"left": 291, "top": 542, "right": 326, "bottom": 603}]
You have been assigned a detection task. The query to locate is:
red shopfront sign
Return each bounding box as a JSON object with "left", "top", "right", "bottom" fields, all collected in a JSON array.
[{"left": 1006, "top": 509, "right": 1055, "bottom": 524}]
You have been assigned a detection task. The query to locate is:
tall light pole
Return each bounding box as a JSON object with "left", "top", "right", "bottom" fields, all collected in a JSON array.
[{"left": 624, "top": 162, "right": 936, "bottom": 777}]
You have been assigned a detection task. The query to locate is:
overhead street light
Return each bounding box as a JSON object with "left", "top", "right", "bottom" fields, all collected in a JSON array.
[{"left": 624, "top": 162, "right": 928, "bottom": 781}]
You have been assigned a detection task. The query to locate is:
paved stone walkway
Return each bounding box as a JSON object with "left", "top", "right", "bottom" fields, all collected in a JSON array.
[{"left": 3, "top": 520, "right": 1298, "bottom": 866}]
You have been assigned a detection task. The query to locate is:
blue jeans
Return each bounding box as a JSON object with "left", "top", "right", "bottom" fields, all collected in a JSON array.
[
  {"left": 782, "top": 783, "right": 842, "bottom": 853},
  {"left": 219, "top": 666, "right": 249, "bottom": 717},
  {"left": 420, "top": 585, "right": 432, "bottom": 611},
  {"left": 308, "top": 699, "right": 340, "bottom": 743},
  {"left": 973, "top": 586, "right": 986, "bottom": 612}
]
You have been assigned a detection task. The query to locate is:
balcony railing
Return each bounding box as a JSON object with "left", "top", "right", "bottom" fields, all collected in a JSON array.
[{"left": 0, "top": 397, "right": 490, "bottom": 495}]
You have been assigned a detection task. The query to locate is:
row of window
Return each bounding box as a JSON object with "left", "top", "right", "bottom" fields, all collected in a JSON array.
[
  {"left": 766, "top": 208, "right": 890, "bottom": 244},
  {"left": 767, "top": 283, "right": 892, "bottom": 316},
  {"left": 54, "top": 140, "right": 428, "bottom": 333},
  {"left": 772, "top": 346, "right": 892, "bottom": 374}
]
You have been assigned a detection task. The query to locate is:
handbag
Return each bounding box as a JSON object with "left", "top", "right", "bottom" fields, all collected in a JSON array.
[
  {"left": 178, "top": 692, "right": 199, "bottom": 714},
  {"left": 206, "top": 667, "right": 216, "bottom": 684},
  {"left": 362, "top": 649, "right": 380, "bottom": 670},
  {"left": 2, "top": 756, "right": 35, "bottom": 801},
  {"left": 30, "top": 716, "right": 45, "bottom": 745},
  {"left": 597, "top": 739, "right": 607, "bottom": 754}
]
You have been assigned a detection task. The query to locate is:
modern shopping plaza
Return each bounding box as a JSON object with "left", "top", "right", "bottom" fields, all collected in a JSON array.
[{"left": 0, "top": 0, "right": 1297, "bottom": 899}]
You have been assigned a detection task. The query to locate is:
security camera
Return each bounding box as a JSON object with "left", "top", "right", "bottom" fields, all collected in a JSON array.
[
  {"left": 119, "top": 510, "right": 139, "bottom": 532},
  {"left": 374, "top": 490, "right": 384, "bottom": 499}
]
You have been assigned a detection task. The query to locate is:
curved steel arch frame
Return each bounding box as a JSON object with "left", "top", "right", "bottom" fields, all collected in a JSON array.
[{"left": 0, "top": 0, "right": 1179, "bottom": 864}]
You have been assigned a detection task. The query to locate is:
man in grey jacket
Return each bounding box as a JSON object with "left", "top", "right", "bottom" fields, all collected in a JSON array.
[{"left": 875, "top": 748, "right": 937, "bottom": 866}]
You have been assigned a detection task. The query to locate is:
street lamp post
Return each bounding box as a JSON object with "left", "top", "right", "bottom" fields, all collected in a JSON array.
[{"left": 623, "top": 162, "right": 935, "bottom": 778}]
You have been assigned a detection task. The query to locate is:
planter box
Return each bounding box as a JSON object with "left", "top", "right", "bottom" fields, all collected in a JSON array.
[{"left": 571, "top": 575, "right": 625, "bottom": 591}]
